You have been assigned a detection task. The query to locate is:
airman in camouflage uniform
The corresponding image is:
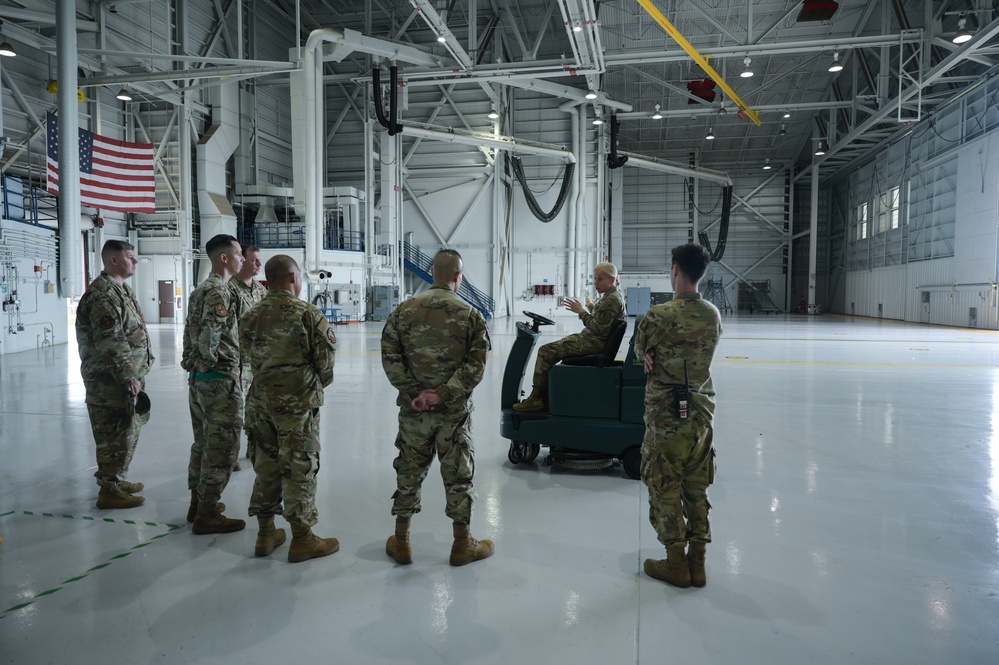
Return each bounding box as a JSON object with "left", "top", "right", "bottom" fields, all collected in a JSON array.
[
  {"left": 181, "top": 234, "right": 245, "bottom": 534},
  {"left": 228, "top": 244, "right": 266, "bottom": 469},
  {"left": 241, "top": 255, "right": 340, "bottom": 563},
  {"left": 76, "top": 240, "right": 154, "bottom": 510},
  {"left": 634, "top": 243, "right": 721, "bottom": 588},
  {"left": 381, "top": 249, "right": 494, "bottom": 566},
  {"left": 513, "top": 261, "right": 626, "bottom": 411}
]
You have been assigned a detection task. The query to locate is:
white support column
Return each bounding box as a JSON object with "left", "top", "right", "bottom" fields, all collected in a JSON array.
[
  {"left": 56, "top": 0, "right": 82, "bottom": 298},
  {"left": 808, "top": 163, "right": 819, "bottom": 314}
]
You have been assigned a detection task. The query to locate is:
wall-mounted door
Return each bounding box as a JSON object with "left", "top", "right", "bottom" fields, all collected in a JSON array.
[{"left": 158, "top": 280, "right": 175, "bottom": 322}]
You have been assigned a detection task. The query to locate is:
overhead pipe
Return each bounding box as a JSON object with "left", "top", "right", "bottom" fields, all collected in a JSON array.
[
  {"left": 296, "top": 27, "right": 443, "bottom": 270},
  {"left": 401, "top": 124, "right": 575, "bottom": 163},
  {"left": 620, "top": 153, "right": 732, "bottom": 187}
]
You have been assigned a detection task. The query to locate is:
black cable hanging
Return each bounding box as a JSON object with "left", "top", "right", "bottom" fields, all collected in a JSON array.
[
  {"left": 371, "top": 66, "right": 403, "bottom": 136},
  {"left": 697, "top": 185, "right": 733, "bottom": 261},
  {"left": 607, "top": 114, "right": 628, "bottom": 169},
  {"left": 510, "top": 155, "right": 575, "bottom": 223}
]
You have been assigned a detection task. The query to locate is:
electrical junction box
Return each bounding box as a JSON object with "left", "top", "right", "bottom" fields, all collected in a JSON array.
[{"left": 44, "top": 281, "right": 55, "bottom": 294}]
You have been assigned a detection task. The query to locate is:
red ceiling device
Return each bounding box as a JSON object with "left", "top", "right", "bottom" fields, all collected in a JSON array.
[
  {"left": 687, "top": 78, "right": 717, "bottom": 104},
  {"left": 797, "top": 0, "right": 839, "bottom": 22}
]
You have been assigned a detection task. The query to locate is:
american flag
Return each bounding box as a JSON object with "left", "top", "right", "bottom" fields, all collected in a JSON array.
[{"left": 46, "top": 111, "right": 156, "bottom": 214}]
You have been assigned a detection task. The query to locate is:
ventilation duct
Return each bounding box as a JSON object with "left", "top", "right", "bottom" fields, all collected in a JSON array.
[{"left": 196, "top": 80, "right": 239, "bottom": 281}]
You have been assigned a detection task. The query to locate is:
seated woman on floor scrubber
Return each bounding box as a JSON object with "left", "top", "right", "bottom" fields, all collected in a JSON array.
[{"left": 512, "top": 262, "right": 626, "bottom": 411}]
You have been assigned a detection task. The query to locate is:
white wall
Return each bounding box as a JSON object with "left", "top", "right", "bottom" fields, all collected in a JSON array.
[{"left": 0, "top": 220, "right": 67, "bottom": 355}]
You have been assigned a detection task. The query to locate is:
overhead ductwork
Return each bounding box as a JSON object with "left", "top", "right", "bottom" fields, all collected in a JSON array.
[{"left": 196, "top": 81, "right": 239, "bottom": 281}]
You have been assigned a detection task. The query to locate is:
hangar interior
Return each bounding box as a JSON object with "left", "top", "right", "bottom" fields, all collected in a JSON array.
[{"left": 1, "top": 0, "right": 998, "bottom": 663}]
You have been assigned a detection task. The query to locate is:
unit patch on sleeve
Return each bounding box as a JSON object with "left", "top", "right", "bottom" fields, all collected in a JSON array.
[{"left": 214, "top": 303, "right": 228, "bottom": 318}]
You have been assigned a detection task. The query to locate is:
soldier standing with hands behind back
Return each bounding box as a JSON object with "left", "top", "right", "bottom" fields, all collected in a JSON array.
[
  {"left": 76, "top": 240, "right": 154, "bottom": 509},
  {"left": 240, "top": 255, "right": 340, "bottom": 563},
  {"left": 634, "top": 243, "right": 721, "bottom": 588},
  {"left": 182, "top": 234, "right": 245, "bottom": 535},
  {"left": 381, "top": 249, "right": 494, "bottom": 566}
]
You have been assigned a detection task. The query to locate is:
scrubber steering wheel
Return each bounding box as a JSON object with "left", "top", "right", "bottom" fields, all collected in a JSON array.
[{"left": 522, "top": 311, "right": 555, "bottom": 333}]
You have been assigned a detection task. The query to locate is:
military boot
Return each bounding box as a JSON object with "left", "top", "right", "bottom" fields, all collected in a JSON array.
[
  {"left": 386, "top": 519, "right": 413, "bottom": 565},
  {"left": 97, "top": 484, "right": 145, "bottom": 510},
  {"left": 512, "top": 389, "right": 546, "bottom": 412},
  {"left": 687, "top": 542, "right": 707, "bottom": 588},
  {"left": 288, "top": 523, "right": 339, "bottom": 563},
  {"left": 232, "top": 461, "right": 242, "bottom": 472},
  {"left": 191, "top": 503, "right": 245, "bottom": 535},
  {"left": 449, "top": 523, "right": 493, "bottom": 566},
  {"left": 644, "top": 545, "right": 691, "bottom": 588},
  {"left": 254, "top": 516, "right": 287, "bottom": 557},
  {"left": 118, "top": 481, "right": 144, "bottom": 494},
  {"left": 186, "top": 490, "right": 226, "bottom": 523}
]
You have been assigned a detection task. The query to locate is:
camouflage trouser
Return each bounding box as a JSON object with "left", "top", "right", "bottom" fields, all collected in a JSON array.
[
  {"left": 641, "top": 413, "right": 715, "bottom": 547},
  {"left": 187, "top": 377, "right": 243, "bottom": 507},
  {"left": 532, "top": 333, "right": 604, "bottom": 393},
  {"left": 85, "top": 378, "right": 145, "bottom": 488},
  {"left": 246, "top": 407, "right": 321, "bottom": 527},
  {"left": 392, "top": 409, "right": 476, "bottom": 524},
  {"left": 240, "top": 374, "right": 253, "bottom": 457}
]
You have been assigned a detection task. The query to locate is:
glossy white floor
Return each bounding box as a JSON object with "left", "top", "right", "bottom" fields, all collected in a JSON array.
[{"left": 1, "top": 312, "right": 998, "bottom": 664}]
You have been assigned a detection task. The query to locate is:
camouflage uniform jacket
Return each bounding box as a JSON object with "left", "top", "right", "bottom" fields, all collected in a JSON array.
[
  {"left": 634, "top": 292, "right": 722, "bottom": 423},
  {"left": 239, "top": 290, "right": 336, "bottom": 412},
  {"left": 76, "top": 273, "right": 154, "bottom": 396},
  {"left": 181, "top": 273, "right": 241, "bottom": 381},
  {"left": 228, "top": 276, "right": 267, "bottom": 318},
  {"left": 381, "top": 284, "right": 490, "bottom": 414},
  {"left": 578, "top": 286, "right": 626, "bottom": 342},
  {"left": 229, "top": 275, "right": 267, "bottom": 382}
]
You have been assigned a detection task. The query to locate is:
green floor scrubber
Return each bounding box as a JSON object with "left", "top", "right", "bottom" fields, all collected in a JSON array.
[{"left": 500, "top": 311, "right": 646, "bottom": 479}]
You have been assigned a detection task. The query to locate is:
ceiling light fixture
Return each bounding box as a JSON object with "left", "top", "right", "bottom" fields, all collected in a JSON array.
[
  {"left": 779, "top": 123, "right": 787, "bottom": 136},
  {"left": 585, "top": 89, "right": 598, "bottom": 100},
  {"left": 116, "top": 88, "right": 132, "bottom": 101},
  {"left": 0, "top": 40, "right": 15, "bottom": 58},
  {"left": 437, "top": 34, "right": 447, "bottom": 43},
  {"left": 592, "top": 116, "right": 604, "bottom": 126},
  {"left": 815, "top": 139, "right": 828, "bottom": 156},
  {"left": 487, "top": 108, "right": 499, "bottom": 120},
  {"left": 783, "top": 110, "right": 791, "bottom": 119},
  {"left": 740, "top": 56, "right": 754, "bottom": 78},
  {"left": 652, "top": 103, "right": 662, "bottom": 120},
  {"left": 572, "top": 23, "right": 583, "bottom": 33},
  {"left": 705, "top": 127, "right": 715, "bottom": 140},
  {"left": 953, "top": 16, "right": 973, "bottom": 44},
  {"left": 763, "top": 158, "right": 772, "bottom": 170},
  {"left": 828, "top": 51, "right": 843, "bottom": 72}
]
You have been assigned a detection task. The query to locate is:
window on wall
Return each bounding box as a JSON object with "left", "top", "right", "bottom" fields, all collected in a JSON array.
[
  {"left": 878, "top": 187, "right": 900, "bottom": 232},
  {"left": 858, "top": 202, "right": 868, "bottom": 239}
]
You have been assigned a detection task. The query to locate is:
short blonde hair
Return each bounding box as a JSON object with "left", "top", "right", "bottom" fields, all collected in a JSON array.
[{"left": 593, "top": 262, "right": 618, "bottom": 279}]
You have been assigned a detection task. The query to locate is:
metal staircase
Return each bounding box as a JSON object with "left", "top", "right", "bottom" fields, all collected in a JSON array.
[
  {"left": 401, "top": 241, "right": 495, "bottom": 319},
  {"left": 702, "top": 278, "right": 733, "bottom": 315},
  {"left": 747, "top": 283, "right": 781, "bottom": 314}
]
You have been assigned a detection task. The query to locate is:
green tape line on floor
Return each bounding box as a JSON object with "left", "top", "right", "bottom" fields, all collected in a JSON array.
[
  {"left": 9, "top": 510, "right": 179, "bottom": 529},
  {"left": 0, "top": 513, "right": 182, "bottom": 619}
]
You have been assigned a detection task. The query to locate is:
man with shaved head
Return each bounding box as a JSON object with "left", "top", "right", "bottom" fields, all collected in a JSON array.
[
  {"left": 381, "top": 248, "right": 494, "bottom": 566},
  {"left": 240, "top": 255, "right": 339, "bottom": 563}
]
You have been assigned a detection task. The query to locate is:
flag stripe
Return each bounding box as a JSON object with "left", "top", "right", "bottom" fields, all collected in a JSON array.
[{"left": 45, "top": 111, "right": 157, "bottom": 214}]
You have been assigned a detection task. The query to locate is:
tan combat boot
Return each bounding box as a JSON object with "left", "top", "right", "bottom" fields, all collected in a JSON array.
[
  {"left": 512, "top": 389, "right": 545, "bottom": 412},
  {"left": 186, "top": 490, "right": 226, "bottom": 523},
  {"left": 687, "top": 542, "right": 707, "bottom": 588},
  {"left": 118, "top": 481, "right": 144, "bottom": 494},
  {"left": 644, "top": 545, "right": 691, "bottom": 588},
  {"left": 254, "top": 516, "right": 287, "bottom": 557},
  {"left": 97, "top": 483, "right": 145, "bottom": 510},
  {"left": 191, "top": 503, "right": 245, "bottom": 535},
  {"left": 287, "top": 523, "right": 339, "bottom": 563},
  {"left": 449, "top": 523, "right": 494, "bottom": 566},
  {"left": 386, "top": 519, "right": 413, "bottom": 565}
]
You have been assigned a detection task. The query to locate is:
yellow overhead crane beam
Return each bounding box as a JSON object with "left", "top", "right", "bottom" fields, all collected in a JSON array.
[{"left": 636, "top": 0, "right": 762, "bottom": 126}]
